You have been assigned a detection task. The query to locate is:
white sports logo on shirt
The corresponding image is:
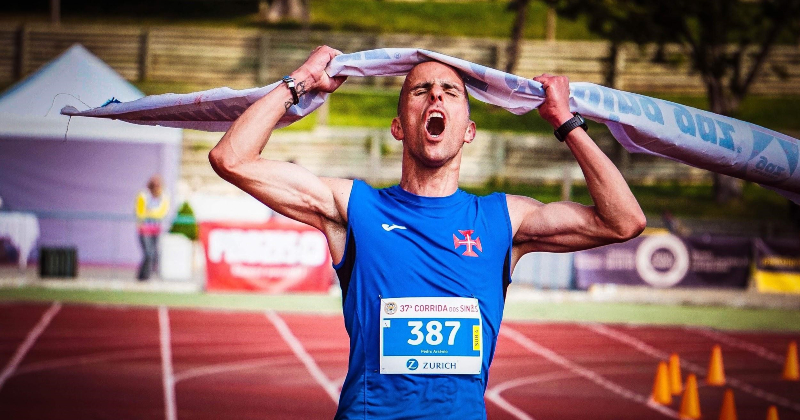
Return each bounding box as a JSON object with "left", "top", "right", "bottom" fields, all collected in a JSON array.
[{"left": 382, "top": 224, "right": 407, "bottom": 232}]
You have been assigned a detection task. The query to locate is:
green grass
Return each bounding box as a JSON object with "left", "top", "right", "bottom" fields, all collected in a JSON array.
[
  {"left": 627, "top": 183, "right": 793, "bottom": 220},
  {"left": 0, "top": 287, "right": 343, "bottom": 313},
  {"left": 329, "top": 90, "right": 398, "bottom": 128},
  {"left": 2, "top": 286, "right": 798, "bottom": 331},
  {"left": 503, "top": 301, "right": 800, "bottom": 332},
  {"left": 732, "top": 96, "right": 800, "bottom": 132},
  {"left": 463, "top": 181, "right": 794, "bottom": 221},
  {"left": 326, "top": 90, "right": 800, "bottom": 134},
  {"left": 134, "top": 81, "right": 214, "bottom": 96},
  {"left": 6, "top": 1, "right": 596, "bottom": 40},
  {"left": 307, "top": 0, "right": 597, "bottom": 40}
]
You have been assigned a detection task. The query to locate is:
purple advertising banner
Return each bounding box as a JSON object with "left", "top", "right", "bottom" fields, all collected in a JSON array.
[{"left": 575, "top": 234, "right": 751, "bottom": 289}]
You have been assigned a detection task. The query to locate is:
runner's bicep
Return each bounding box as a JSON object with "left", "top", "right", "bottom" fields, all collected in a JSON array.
[
  {"left": 509, "top": 196, "right": 619, "bottom": 253},
  {"left": 220, "top": 158, "right": 348, "bottom": 230}
]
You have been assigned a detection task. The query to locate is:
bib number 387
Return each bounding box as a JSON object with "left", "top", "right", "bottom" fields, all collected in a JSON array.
[{"left": 380, "top": 297, "right": 482, "bottom": 375}]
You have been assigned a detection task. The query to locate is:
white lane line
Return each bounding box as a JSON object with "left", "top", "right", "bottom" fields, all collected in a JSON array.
[
  {"left": 485, "top": 390, "right": 537, "bottom": 420},
  {"left": 488, "top": 364, "right": 654, "bottom": 396},
  {"left": 175, "top": 356, "right": 295, "bottom": 383},
  {"left": 487, "top": 372, "right": 578, "bottom": 420},
  {"left": 158, "top": 306, "right": 177, "bottom": 420},
  {"left": 585, "top": 324, "right": 800, "bottom": 413},
  {"left": 332, "top": 375, "right": 346, "bottom": 391},
  {"left": 265, "top": 310, "right": 339, "bottom": 404},
  {"left": 14, "top": 349, "right": 155, "bottom": 376},
  {"left": 587, "top": 324, "right": 669, "bottom": 360},
  {"left": 501, "top": 326, "right": 679, "bottom": 419},
  {"left": 488, "top": 370, "right": 579, "bottom": 395},
  {"left": 687, "top": 327, "right": 785, "bottom": 364},
  {"left": 0, "top": 302, "right": 61, "bottom": 391}
]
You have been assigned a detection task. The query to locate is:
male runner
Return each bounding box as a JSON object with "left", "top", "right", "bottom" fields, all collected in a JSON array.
[{"left": 209, "top": 46, "right": 645, "bottom": 419}]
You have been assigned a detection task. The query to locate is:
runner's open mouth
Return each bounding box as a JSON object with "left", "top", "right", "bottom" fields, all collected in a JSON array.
[{"left": 426, "top": 112, "right": 445, "bottom": 137}]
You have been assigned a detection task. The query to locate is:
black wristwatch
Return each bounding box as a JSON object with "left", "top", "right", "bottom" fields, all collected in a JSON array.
[
  {"left": 554, "top": 112, "right": 588, "bottom": 142},
  {"left": 282, "top": 75, "right": 299, "bottom": 105}
]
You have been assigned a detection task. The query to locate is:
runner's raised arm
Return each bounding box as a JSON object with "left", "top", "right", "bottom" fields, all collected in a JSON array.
[
  {"left": 508, "top": 74, "right": 646, "bottom": 258},
  {"left": 208, "top": 46, "right": 351, "bottom": 263},
  {"left": 209, "top": 53, "right": 646, "bottom": 419}
]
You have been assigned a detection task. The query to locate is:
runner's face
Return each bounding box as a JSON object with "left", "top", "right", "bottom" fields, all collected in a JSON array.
[{"left": 392, "top": 62, "right": 475, "bottom": 167}]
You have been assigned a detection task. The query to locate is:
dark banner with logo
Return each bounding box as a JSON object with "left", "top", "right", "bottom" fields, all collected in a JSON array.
[
  {"left": 574, "top": 233, "right": 751, "bottom": 289},
  {"left": 754, "top": 238, "right": 800, "bottom": 294}
]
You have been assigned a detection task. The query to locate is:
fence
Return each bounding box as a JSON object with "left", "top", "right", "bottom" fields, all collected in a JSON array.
[
  {"left": 181, "top": 127, "right": 712, "bottom": 194},
  {"left": 4, "top": 23, "right": 798, "bottom": 190},
  {"left": 2, "top": 23, "right": 799, "bottom": 94}
]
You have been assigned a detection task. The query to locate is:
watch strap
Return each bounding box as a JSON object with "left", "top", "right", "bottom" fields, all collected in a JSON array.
[
  {"left": 554, "top": 112, "right": 588, "bottom": 142},
  {"left": 282, "top": 75, "right": 299, "bottom": 105}
]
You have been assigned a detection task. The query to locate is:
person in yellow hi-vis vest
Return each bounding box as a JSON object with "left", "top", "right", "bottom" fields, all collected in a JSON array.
[{"left": 135, "top": 175, "right": 170, "bottom": 281}]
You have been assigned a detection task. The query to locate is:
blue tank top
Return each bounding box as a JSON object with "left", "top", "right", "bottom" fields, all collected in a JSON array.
[{"left": 334, "top": 180, "right": 513, "bottom": 419}]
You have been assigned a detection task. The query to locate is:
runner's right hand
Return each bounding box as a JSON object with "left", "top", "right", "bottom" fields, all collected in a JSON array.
[{"left": 292, "top": 46, "right": 347, "bottom": 93}]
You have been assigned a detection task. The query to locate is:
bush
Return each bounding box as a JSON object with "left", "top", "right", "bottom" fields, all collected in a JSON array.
[{"left": 169, "top": 201, "right": 198, "bottom": 241}]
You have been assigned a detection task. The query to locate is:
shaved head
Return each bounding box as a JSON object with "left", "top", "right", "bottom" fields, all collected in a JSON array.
[
  {"left": 397, "top": 61, "right": 470, "bottom": 116},
  {"left": 390, "top": 60, "right": 477, "bottom": 169}
]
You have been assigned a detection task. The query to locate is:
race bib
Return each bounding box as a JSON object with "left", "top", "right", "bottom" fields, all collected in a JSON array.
[{"left": 380, "top": 297, "right": 482, "bottom": 375}]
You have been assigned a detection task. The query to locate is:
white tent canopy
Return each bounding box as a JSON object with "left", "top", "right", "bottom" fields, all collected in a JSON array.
[
  {"left": 0, "top": 44, "right": 179, "bottom": 144},
  {"left": 0, "top": 44, "right": 182, "bottom": 266}
]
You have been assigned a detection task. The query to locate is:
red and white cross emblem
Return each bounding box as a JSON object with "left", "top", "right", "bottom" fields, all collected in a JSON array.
[{"left": 453, "top": 230, "right": 482, "bottom": 257}]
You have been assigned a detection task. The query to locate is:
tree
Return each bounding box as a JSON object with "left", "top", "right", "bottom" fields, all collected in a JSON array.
[
  {"left": 505, "top": 0, "right": 533, "bottom": 74},
  {"left": 169, "top": 201, "right": 198, "bottom": 241},
  {"left": 539, "top": 2, "right": 658, "bottom": 175},
  {"left": 548, "top": 1, "right": 657, "bottom": 87},
  {"left": 505, "top": 1, "right": 558, "bottom": 74},
  {"left": 50, "top": 0, "right": 60, "bottom": 25},
  {"left": 549, "top": 0, "right": 800, "bottom": 203}
]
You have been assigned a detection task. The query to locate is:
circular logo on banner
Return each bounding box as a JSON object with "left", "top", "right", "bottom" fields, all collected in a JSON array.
[
  {"left": 635, "top": 234, "right": 690, "bottom": 288},
  {"left": 384, "top": 301, "right": 397, "bottom": 315},
  {"left": 744, "top": 135, "right": 793, "bottom": 184},
  {"left": 406, "top": 359, "right": 419, "bottom": 371}
]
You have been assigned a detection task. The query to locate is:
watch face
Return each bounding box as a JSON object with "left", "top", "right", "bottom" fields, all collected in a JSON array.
[{"left": 577, "top": 114, "right": 587, "bottom": 130}]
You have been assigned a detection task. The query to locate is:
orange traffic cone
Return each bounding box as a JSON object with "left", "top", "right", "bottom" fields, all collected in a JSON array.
[
  {"left": 766, "top": 405, "right": 779, "bottom": 420},
  {"left": 652, "top": 360, "right": 673, "bottom": 405},
  {"left": 669, "top": 353, "right": 683, "bottom": 395},
  {"left": 680, "top": 374, "right": 701, "bottom": 420},
  {"left": 707, "top": 344, "right": 726, "bottom": 386},
  {"left": 783, "top": 341, "right": 799, "bottom": 381},
  {"left": 718, "top": 389, "right": 737, "bottom": 420}
]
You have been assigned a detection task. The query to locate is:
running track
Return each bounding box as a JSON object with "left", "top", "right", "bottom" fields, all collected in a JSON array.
[{"left": 1, "top": 302, "right": 798, "bottom": 419}]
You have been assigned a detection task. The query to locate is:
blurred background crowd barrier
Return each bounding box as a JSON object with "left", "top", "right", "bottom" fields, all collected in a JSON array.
[
  {"left": 2, "top": 24, "right": 799, "bottom": 93},
  {"left": 0, "top": 19, "right": 798, "bottom": 298}
]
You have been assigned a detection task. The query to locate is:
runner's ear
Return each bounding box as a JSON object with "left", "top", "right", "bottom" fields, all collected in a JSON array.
[
  {"left": 463, "top": 120, "right": 476, "bottom": 144},
  {"left": 391, "top": 117, "right": 404, "bottom": 141}
]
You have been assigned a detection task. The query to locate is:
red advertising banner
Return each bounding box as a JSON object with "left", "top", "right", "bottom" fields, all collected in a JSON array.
[{"left": 199, "top": 218, "right": 334, "bottom": 293}]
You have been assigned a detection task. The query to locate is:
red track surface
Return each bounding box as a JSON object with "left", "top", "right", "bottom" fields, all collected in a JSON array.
[{"left": 1, "top": 302, "right": 798, "bottom": 419}]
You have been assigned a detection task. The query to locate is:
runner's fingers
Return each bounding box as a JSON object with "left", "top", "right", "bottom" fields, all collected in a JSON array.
[{"left": 320, "top": 75, "right": 347, "bottom": 93}]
